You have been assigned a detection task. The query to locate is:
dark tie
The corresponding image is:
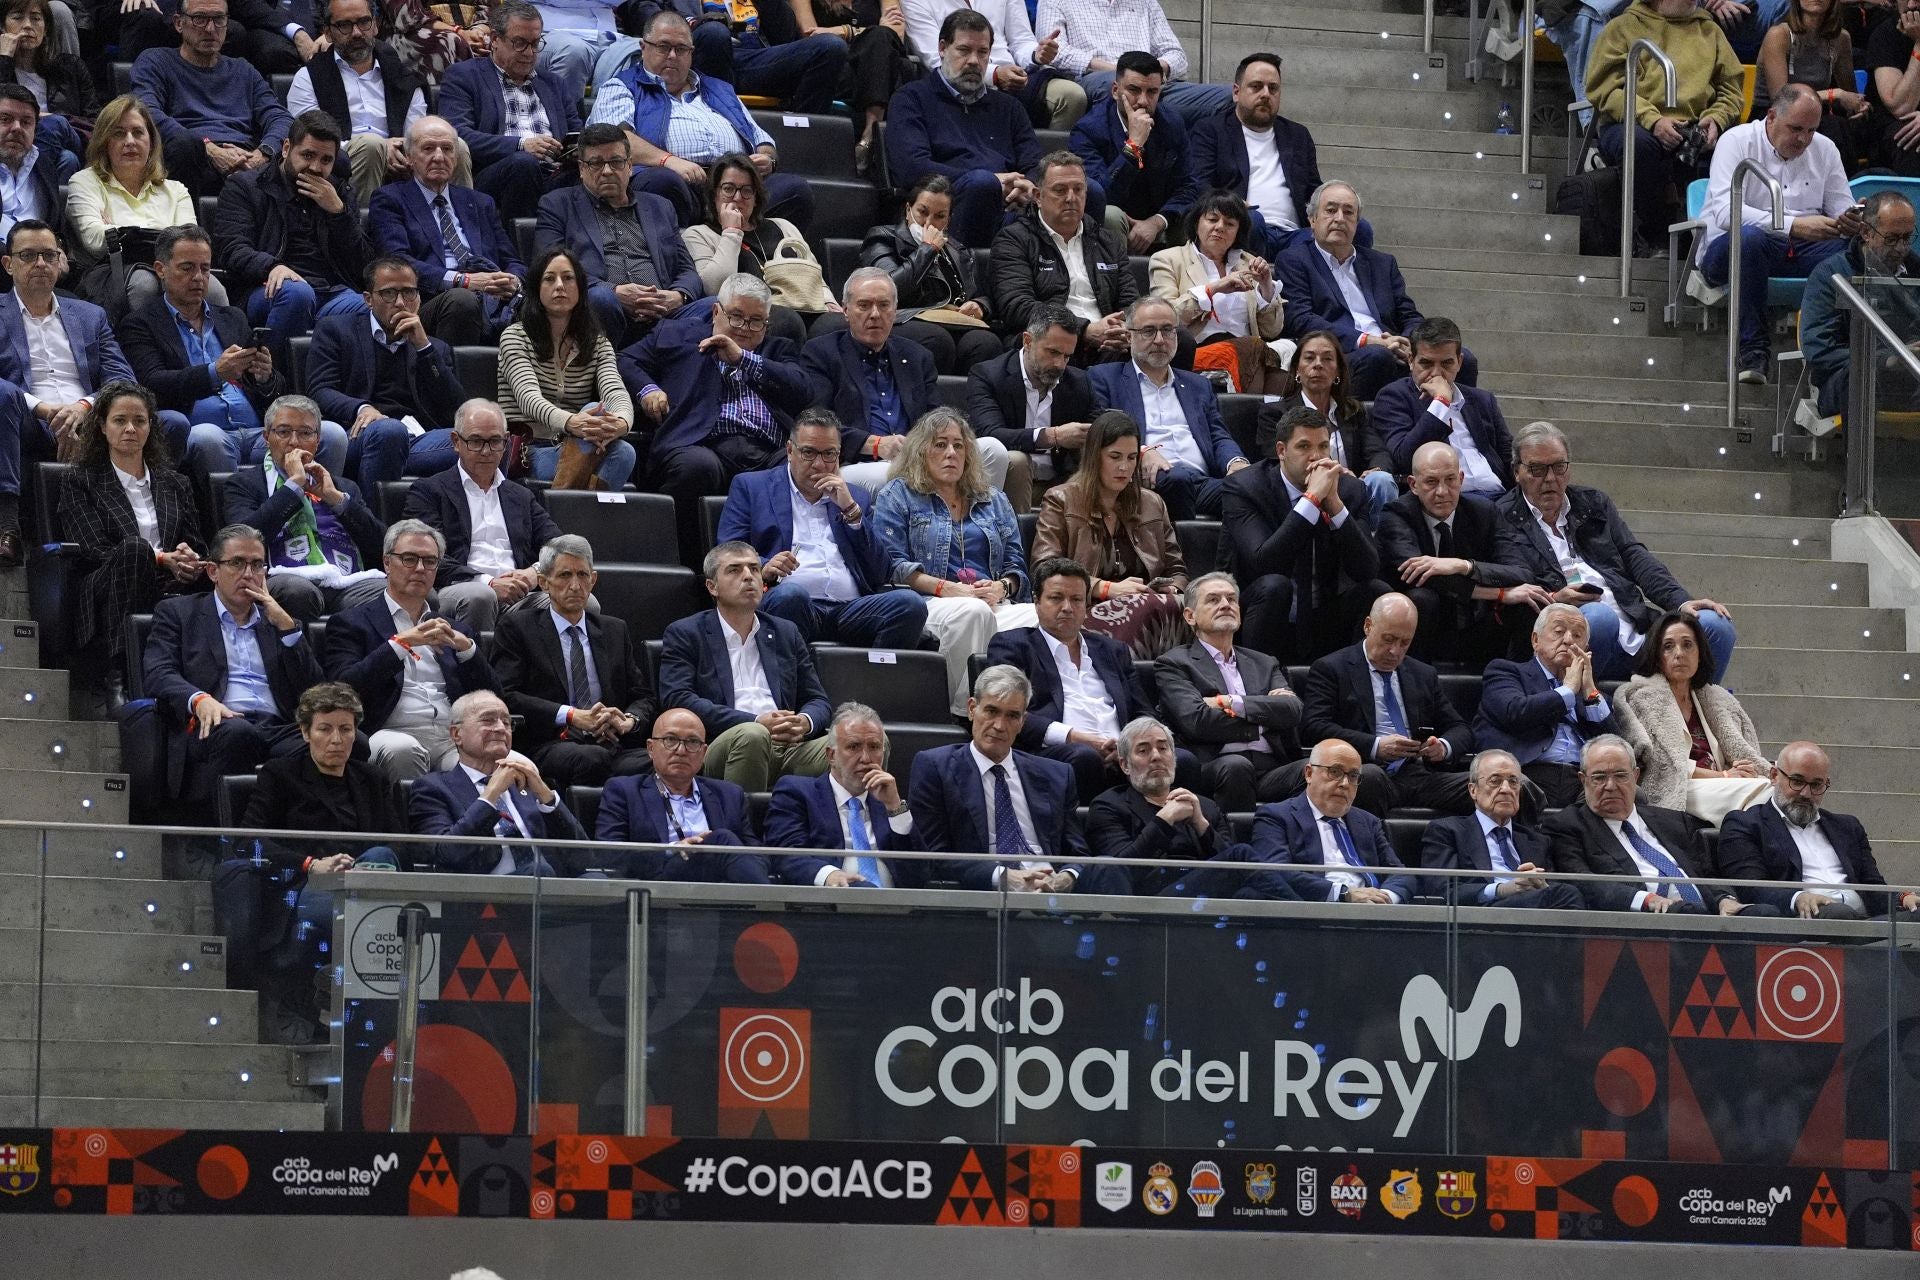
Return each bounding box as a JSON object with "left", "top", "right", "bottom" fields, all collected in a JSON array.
[
  {"left": 433, "top": 193, "right": 471, "bottom": 263},
  {"left": 493, "top": 791, "right": 538, "bottom": 874},
  {"left": 989, "top": 764, "right": 1032, "bottom": 859},
  {"left": 1621, "top": 821, "right": 1705, "bottom": 907},
  {"left": 1374, "top": 669, "right": 1409, "bottom": 775},
  {"left": 846, "top": 796, "right": 883, "bottom": 885},
  {"left": 566, "top": 624, "right": 591, "bottom": 709},
  {"left": 1435, "top": 519, "right": 1454, "bottom": 559},
  {"left": 1321, "top": 815, "right": 1379, "bottom": 888},
  {"left": 1489, "top": 825, "right": 1517, "bottom": 874}
]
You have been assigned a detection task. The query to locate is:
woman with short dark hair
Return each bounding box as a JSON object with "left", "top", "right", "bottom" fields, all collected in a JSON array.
[{"left": 854, "top": 172, "right": 1002, "bottom": 373}]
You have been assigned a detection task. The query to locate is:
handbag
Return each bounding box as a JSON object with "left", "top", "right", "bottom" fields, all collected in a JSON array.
[{"left": 762, "top": 234, "right": 835, "bottom": 312}]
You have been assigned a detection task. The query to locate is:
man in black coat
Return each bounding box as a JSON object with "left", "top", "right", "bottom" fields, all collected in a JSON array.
[
  {"left": 1419, "top": 748, "right": 1583, "bottom": 909},
  {"left": 988, "top": 153, "right": 1137, "bottom": 366},
  {"left": 966, "top": 305, "right": 1095, "bottom": 488},
  {"left": 1221, "top": 403, "right": 1386, "bottom": 662}
]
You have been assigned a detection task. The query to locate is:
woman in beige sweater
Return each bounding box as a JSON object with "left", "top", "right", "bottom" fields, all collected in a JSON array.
[{"left": 496, "top": 246, "right": 635, "bottom": 490}]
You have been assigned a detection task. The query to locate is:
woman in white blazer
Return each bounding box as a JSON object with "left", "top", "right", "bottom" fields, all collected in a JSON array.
[{"left": 1147, "top": 190, "right": 1292, "bottom": 393}]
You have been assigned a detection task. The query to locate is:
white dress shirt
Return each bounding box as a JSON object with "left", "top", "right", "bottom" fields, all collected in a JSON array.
[
  {"left": 384, "top": 592, "right": 466, "bottom": 730},
  {"left": 1242, "top": 125, "right": 1295, "bottom": 231},
  {"left": 1702, "top": 119, "right": 1853, "bottom": 241},
  {"left": 1045, "top": 222, "right": 1101, "bottom": 323},
  {"left": 1135, "top": 363, "right": 1207, "bottom": 472},
  {"left": 286, "top": 53, "right": 428, "bottom": 138},
  {"left": 0, "top": 148, "right": 42, "bottom": 236},
  {"left": 1524, "top": 497, "right": 1645, "bottom": 655},
  {"left": 1040, "top": 631, "right": 1122, "bottom": 746},
  {"left": 722, "top": 613, "right": 780, "bottom": 716},
  {"left": 459, "top": 465, "right": 517, "bottom": 580},
  {"left": 1198, "top": 637, "right": 1258, "bottom": 757},
  {"left": 784, "top": 474, "right": 860, "bottom": 602},
  {"left": 1300, "top": 393, "right": 1349, "bottom": 468},
  {"left": 1604, "top": 808, "right": 1687, "bottom": 911},
  {"left": 821, "top": 773, "right": 914, "bottom": 887},
  {"left": 1772, "top": 800, "right": 1865, "bottom": 914},
  {"left": 1020, "top": 349, "right": 1055, "bottom": 442},
  {"left": 22, "top": 297, "right": 87, "bottom": 408},
  {"left": 1304, "top": 797, "right": 1401, "bottom": 903},
  {"left": 461, "top": 761, "right": 559, "bottom": 875},
  {"left": 1190, "top": 249, "right": 1273, "bottom": 338},
  {"left": 971, "top": 744, "right": 1049, "bottom": 876},
  {"left": 1315, "top": 243, "right": 1381, "bottom": 337},
  {"left": 1424, "top": 395, "right": 1500, "bottom": 495},
  {"left": 1474, "top": 808, "right": 1521, "bottom": 904},
  {"left": 112, "top": 462, "right": 161, "bottom": 549}
]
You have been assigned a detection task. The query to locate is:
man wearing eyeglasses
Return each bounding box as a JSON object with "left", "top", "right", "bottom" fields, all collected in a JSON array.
[
  {"left": 222, "top": 393, "right": 387, "bottom": 622},
  {"left": 1474, "top": 602, "right": 1618, "bottom": 809},
  {"left": 1249, "top": 738, "right": 1418, "bottom": 905},
  {"left": 439, "top": 0, "right": 582, "bottom": 222},
  {"left": 130, "top": 0, "right": 293, "bottom": 200},
  {"left": 532, "top": 122, "right": 699, "bottom": 346},
  {"left": 1717, "top": 742, "right": 1920, "bottom": 920},
  {"left": 1801, "top": 190, "right": 1920, "bottom": 420},
  {"left": 288, "top": 0, "right": 431, "bottom": 207},
  {"left": 143, "top": 521, "right": 323, "bottom": 812},
  {"left": 322, "top": 518, "right": 499, "bottom": 782},
  {"left": 596, "top": 707, "right": 775, "bottom": 884},
  {"left": 1493, "top": 420, "right": 1735, "bottom": 682},
  {"left": 1421, "top": 749, "right": 1584, "bottom": 908}
]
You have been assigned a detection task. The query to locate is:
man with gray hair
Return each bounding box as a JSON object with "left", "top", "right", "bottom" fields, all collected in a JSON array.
[
  {"left": 1088, "top": 715, "right": 1301, "bottom": 899},
  {"left": 1801, "top": 190, "right": 1920, "bottom": 419},
  {"left": 436, "top": 1, "right": 583, "bottom": 221},
  {"left": 767, "top": 702, "right": 928, "bottom": 889},
  {"left": 910, "top": 663, "right": 1130, "bottom": 893},
  {"left": 989, "top": 150, "right": 1133, "bottom": 362},
  {"left": 1474, "top": 600, "right": 1619, "bottom": 808},
  {"left": 1420, "top": 749, "right": 1583, "bottom": 909},
  {"left": 322, "top": 518, "right": 500, "bottom": 782}
]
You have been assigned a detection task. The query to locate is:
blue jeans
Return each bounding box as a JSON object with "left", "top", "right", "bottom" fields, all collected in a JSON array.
[
  {"left": 1077, "top": 73, "right": 1229, "bottom": 130},
  {"left": 715, "top": 30, "right": 849, "bottom": 114},
  {"left": 247, "top": 280, "right": 368, "bottom": 347},
  {"left": 530, "top": 437, "right": 638, "bottom": 489},
  {"left": 946, "top": 167, "right": 1014, "bottom": 249},
  {"left": 761, "top": 580, "right": 928, "bottom": 648},
  {"left": 540, "top": 28, "right": 613, "bottom": 109},
  {"left": 1357, "top": 468, "right": 1399, "bottom": 530},
  {"left": 1152, "top": 460, "right": 1224, "bottom": 520},
  {"left": 1544, "top": 2, "right": 1632, "bottom": 127},
  {"left": 1714, "top": 0, "right": 1789, "bottom": 61},
  {"left": 350, "top": 422, "right": 458, "bottom": 487},
  {"left": 1699, "top": 227, "right": 1848, "bottom": 356},
  {"left": 1583, "top": 602, "right": 1737, "bottom": 682}
]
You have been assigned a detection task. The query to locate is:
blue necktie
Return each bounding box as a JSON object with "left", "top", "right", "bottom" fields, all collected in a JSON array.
[
  {"left": 1322, "top": 815, "right": 1378, "bottom": 888},
  {"left": 846, "top": 796, "right": 883, "bottom": 886},
  {"left": 494, "top": 791, "right": 537, "bottom": 874},
  {"left": 1375, "top": 669, "right": 1409, "bottom": 774},
  {"left": 1489, "top": 824, "right": 1518, "bottom": 874},
  {"left": 990, "top": 764, "right": 1032, "bottom": 859},
  {"left": 1622, "top": 821, "right": 1704, "bottom": 907}
]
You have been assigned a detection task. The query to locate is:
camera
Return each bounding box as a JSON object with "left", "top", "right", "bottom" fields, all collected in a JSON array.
[{"left": 1675, "top": 120, "right": 1711, "bottom": 170}]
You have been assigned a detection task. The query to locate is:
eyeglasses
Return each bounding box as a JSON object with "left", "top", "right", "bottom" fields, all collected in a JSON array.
[
  {"left": 722, "top": 308, "right": 769, "bottom": 333},
  {"left": 580, "top": 154, "right": 629, "bottom": 170},
  {"left": 1521, "top": 460, "right": 1571, "bottom": 479},
  {"left": 716, "top": 182, "right": 754, "bottom": 199},
  {"left": 499, "top": 34, "right": 545, "bottom": 52},
  {"left": 371, "top": 285, "right": 421, "bottom": 303},
  {"left": 649, "top": 735, "right": 706, "bottom": 753},
  {"left": 1581, "top": 770, "right": 1634, "bottom": 785},
  {"left": 643, "top": 37, "right": 694, "bottom": 56},
  {"left": 1869, "top": 227, "right": 1915, "bottom": 244},
  {"left": 8, "top": 248, "right": 58, "bottom": 265},
  {"left": 792, "top": 445, "right": 837, "bottom": 463},
  {"left": 453, "top": 433, "right": 509, "bottom": 453},
  {"left": 1777, "top": 771, "right": 1830, "bottom": 796},
  {"left": 180, "top": 11, "right": 228, "bottom": 27},
  {"left": 387, "top": 552, "right": 441, "bottom": 570},
  {"left": 1310, "top": 764, "right": 1361, "bottom": 784},
  {"left": 267, "top": 426, "right": 320, "bottom": 441},
  {"left": 215, "top": 557, "right": 268, "bottom": 573},
  {"left": 327, "top": 15, "right": 377, "bottom": 31},
  {"left": 1477, "top": 776, "right": 1525, "bottom": 791},
  {"left": 1130, "top": 325, "right": 1178, "bottom": 339}
]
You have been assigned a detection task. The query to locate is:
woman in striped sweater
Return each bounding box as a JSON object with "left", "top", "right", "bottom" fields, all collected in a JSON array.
[{"left": 496, "top": 245, "right": 637, "bottom": 490}]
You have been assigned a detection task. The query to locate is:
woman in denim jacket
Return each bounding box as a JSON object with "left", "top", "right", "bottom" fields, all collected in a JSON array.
[{"left": 873, "top": 406, "right": 1037, "bottom": 715}]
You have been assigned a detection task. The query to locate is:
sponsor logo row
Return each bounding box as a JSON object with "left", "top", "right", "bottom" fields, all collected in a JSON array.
[{"left": 1093, "top": 1159, "right": 1479, "bottom": 1223}]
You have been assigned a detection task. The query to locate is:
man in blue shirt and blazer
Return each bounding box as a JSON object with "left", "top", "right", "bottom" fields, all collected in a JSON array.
[
  {"left": 716, "top": 409, "right": 927, "bottom": 650},
  {"left": 1371, "top": 318, "right": 1513, "bottom": 493},
  {"left": 1420, "top": 748, "right": 1584, "bottom": 908},
  {"left": 659, "top": 540, "right": 834, "bottom": 793},
  {"left": 909, "top": 663, "right": 1130, "bottom": 894},
  {"left": 1088, "top": 296, "right": 1248, "bottom": 519},
  {"left": 596, "top": 707, "right": 773, "bottom": 884},
  {"left": 1250, "top": 739, "right": 1419, "bottom": 904},
  {"left": 437, "top": 2, "right": 580, "bottom": 221},
  {"left": 1474, "top": 603, "right": 1619, "bottom": 809},
  {"left": 1068, "top": 53, "right": 1198, "bottom": 253},
  {"left": 766, "top": 702, "right": 929, "bottom": 889}
]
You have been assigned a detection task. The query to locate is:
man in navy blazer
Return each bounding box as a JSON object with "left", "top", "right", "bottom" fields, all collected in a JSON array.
[
  {"left": 1371, "top": 318, "right": 1513, "bottom": 493},
  {"left": 1088, "top": 296, "right": 1248, "bottom": 519},
  {"left": 1250, "top": 739, "right": 1419, "bottom": 903},
  {"left": 659, "top": 541, "right": 834, "bottom": 792},
  {"left": 985, "top": 557, "right": 1168, "bottom": 803},
  {"left": 715, "top": 409, "right": 927, "bottom": 649},
  {"left": 143, "top": 524, "right": 323, "bottom": 810},
  {"left": 1275, "top": 181, "right": 1477, "bottom": 401},
  {"left": 909, "top": 663, "right": 1130, "bottom": 894},
  {"left": 767, "top": 703, "right": 929, "bottom": 889},
  {"left": 367, "top": 116, "right": 526, "bottom": 345},
  {"left": 1420, "top": 749, "right": 1584, "bottom": 908},
  {"left": 408, "top": 690, "right": 599, "bottom": 877},
  {"left": 1716, "top": 742, "right": 1920, "bottom": 919},
  {"left": 436, "top": 5, "right": 582, "bottom": 221},
  {"left": 1474, "top": 603, "right": 1618, "bottom": 809},
  {"left": 322, "top": 519, "right": 499, "bottom": 782},
  {"left": 399, "top": 400, "right": 564, "bottom": 632},
  {"left": 533, "top": 125, "right": 703, "bottom": 346},
  {"left": 1067, "top": 53, "right": 1199, "bottom": 253},
  {"left": 596, "top": 708, "right": 773, "bottom": 885}
]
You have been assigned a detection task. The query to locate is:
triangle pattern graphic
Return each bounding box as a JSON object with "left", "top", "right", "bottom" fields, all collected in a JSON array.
[{"left": 937, "top": 1149, "right": 1006, "bottom": 1226}]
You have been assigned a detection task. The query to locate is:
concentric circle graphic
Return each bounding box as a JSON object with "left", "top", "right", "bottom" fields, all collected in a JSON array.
[
  {"left": 586, "top": 1140, "right": 610, "bottom": 1165},
  {"left": 1513, "top": 1162, "right": 1536, "bottom": 1186},
  {"left": 1758, "top": 948, "right": 1840, "bottom": 1040},
  {"left": 723, "top": 1013, "right": 808, "bottom": 1103},
  {"left": 1006, "top": 1199, "right": 1029, "bottom": 1223},
  {"left": 1057, "top": 1150, "right": 1080, "bottom": 1174},
  {"left": 83, "top": 1133, "right": 108, "bottom": 1158},
  {"left": 532, "top": 1189, "right": 556, "bottom": 1215}
]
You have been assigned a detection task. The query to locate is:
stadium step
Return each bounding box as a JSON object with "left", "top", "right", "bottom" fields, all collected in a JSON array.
[
  {"left": 0, "top": 827, "right": 164, "bottom": 879},
  {"left": 0, "top": 717, "right": 120, "bottom": 773},
  {"left": 0, "top": 873, "right": 210, "bottom": 936},
  {"left": 1704, "top": 605, "right": 1907, "bottom": 653},
  {"left": 1734, "top": 695, "right": 1920, "bottom": 750},
  {"left": 1299, "top": 122, "right": 1567, "bottom": 165},
  {"left": 1365, "top": 205, "right": 1582, "bottom": 256},
  {"left": 1558, "top": 421, "right": 1789, "bottom": 470},
  {"left": 0, "top": 621, "right": 39, "bottom": 667},
  {"left": 1572, "top": 463, "right": 1838, "bottom": 519},
  {"left": 0, "top": 980, "right": 260, "bottom": 1045},
  {"left": 0, "top": 928, "right": 227, "bottom": 989},
  {"left": 0, "top": 1096, "right": 326, "bottom": 1129},
  {"left": 1336, "top": 164, "right": 1554, "bottom": 215},
  {"left": 1720, "top": 648, "right": 1920, "bottom": 700},
  {"left": 1406, "top": 289, "right": 1653, "bottom": 337},
  {"left": 0, "top": 769, "right": 130, "bottom": 825},
  {"left": 0, "top": 666, "right": 70, "bottom": 719},
  {"left": 1655, "top": 554, "right": 1867, "bottom": 609},
  {"left": 1762, "top": 742, "right": 1920, "bottom": 795},
  {"left": 0, "top": 1039, "right": 313, "bottom": 1106}
]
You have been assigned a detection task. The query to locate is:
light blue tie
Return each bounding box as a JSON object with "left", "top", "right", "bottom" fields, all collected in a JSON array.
[
  {"left": 1323, "top": 815, "right": 1379, "bottom": 888},
  {"left": 1622, "top": 821, "right": 1704, "bottom": 907},
  {"left": 1375, "top": 669, "right": 1409, "bottom": 774},
  {"left": 846, "top": 796, "right": 883, "bottom": 886}
]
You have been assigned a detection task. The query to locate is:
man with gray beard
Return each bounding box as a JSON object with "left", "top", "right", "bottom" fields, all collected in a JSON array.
[{"left": 1801, "top": 190, "right": 1920, "bottom": 418}]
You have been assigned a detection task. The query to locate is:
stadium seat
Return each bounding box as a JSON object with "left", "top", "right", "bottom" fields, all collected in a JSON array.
[
  {"left": 642, "top": 639, "right": 662, "bottom": 690},
  {"left": 1218, "top": 395, "right": 1261, "bottom": 461},
  {"left": 25, "top": 461, "right": 78, "bottom": 660},
  {"left": 453, "top": 346, "right": 499, "bottom": 398},
  {"left": 803, "top": 179, "right": 881, "bottom": 245},
  {"left": 1668, "top": 178, "right": 1808, "bottom": 327},
  {"left": 823, "top": 237, "right": 862, "bottom": 295},
  {"left": 568, "top": 785, "right": 602, "bottom": 836},
  {"left": 376, "top": 480, "right": 416, "bottom": 525},
  {"left": 119, "top": 613, "right": 171, "bottom": 823},
  {"left": 934, "top": 374, "right": 968, "bottom": 412},
  {"left": 750, "top": 111, "right": 859, "bottom": 180},
  {"left": 1034, "top": 129, "right": 1069, "bottom": 153},
  {"left": 1018, "top": 511, "right": 1037, "bottom": 558},
  {"left": 513, "top": 217, "right": 537, "bottom": 270},
  {"left": 590, "top": 564, "right": 705, "bottom": 641},
  {"left": 886, "top": 722, "right": 969, "bottom": 790},
  {"left": 288, "top": 336, "right": 311, "bottom": 391},
  {"left": 1440, "top": 674, "right": 1482, "bottom": 722},
  {"left": 1132, "top": 659, "right": 1158, "bottom": 706},
  {"left": 270, "top": 72, "right": 293, "bottom": 105},
  {"left": 542, "top": 490, "right": 680, "bottom": 565},
  {"left": 1175, "top": 521, "right": 1220, "bottom": 578},
  {"left": 217, "top": 772, "right": 258, "bottom": 830},
  {"left": 814, "top": 645, "right": 950, "bottom": 725},
  {"left": 205, "top": 471, "right": 233, "bottom": 529},
  {"left": 1384, "top": 817, "right": 1428, "bottom": 868},
  {"left": 698, "top": 494, "right": 729, "bottom": 562},
  {"left": 111, "top": 60, "right": 130, "bottom": 96}
]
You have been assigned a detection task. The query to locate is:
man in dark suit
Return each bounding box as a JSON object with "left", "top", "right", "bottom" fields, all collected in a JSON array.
[
  {"left": 1088, "top": 715, "right": 1299, "bottom": 899},
  {"left": 767, "top": 702, "right": 929, "bottom": 889},
  {"left": 1068, "top": 52, "right": 1198, "bottom": 254},
  {"left": 1377, "top": 441, "right": 1546, "bottom": 665},
  {"left": 1250, "top": 738, "right": 1419, "bottom": 904},
  {"left": 986, "top": 557, "right": 1162, "bottom": 803},
  {"left": 367, "top": 115, "right": 526, "bottom": 345},
  {"left": 596, "top": 707, "right": 773, "bottom": 885},
  {"left": 400, "top": 398, "right": 564, "bottom": 632},
  {"left": 989, "top": 152, "right": 1134, "bottom": 364},
  {"left": 143, "top": 523, "right": 322, "bottom": 810},
  {"left": 284, "top": 0, "right": 427, "bottom": 205},
  {"left": 407, "top": 688, "right": 598, "bottom": 876},
  {"left": 1301, "top": 593, "right": 1473, "bottom": 818},
  {"left": 119, "top": 225, "right": 303, "bottom": 481},
  {"left": 1717, "top": 742, "right": 1920, "bottom": 919},
  {"left": 1222, "top": 403, "right": 1386, "bottom": 662},
  {"left": 0, "top": 87, "right": 60, "bottom": 241},
  {"left": 306, "top": 257, "right": 467, "bottom": 488},
  {"left": 492, "top": 533, "right": 657, "bottom": 791},
  {"left": 659, "top": 540, "right": 834, "bottom": 792},
  {"left": 716, "top": 409, "right": 927, "bottom": 650},
  {"left": 1420, "top": 748, "right": 1584, "bottom": 909},
  {"left": 1546, "top": 735, "right": 1779, "bottom": 916},
  {"left": 321, "top": 518, "right": 498, "bottom": 782},
  {"left": 967, "top": 306, "right": 1096, "bottom": 489},
  {"left": 223, "top": 394, "right": 386, "bottom": 623},
  {"left": 1494, "top": 420, "right": 1736, "bottom": 682},
  {"left": 532, "top": 124, "right": 701, "bottom": 347},
  {"left": 1154, "top": 571, "right": 1307, "bottom": 812},
  {"left": 1275, "top": 180, "right": 1476, "bottom": 401},
  {"left": 909, "top": 663, "right": 1130, "bottom": 894},
  {"left": 1371, "top": 317, "right": 1511, "bottom": 492},
  {"left": 622, "top": 276, "right": 815, "bottom": 532},
  {"left": 1474, "top": 602, "right": 1618, "bottom": 808},
  {"left": 1089, "top": 296, "right": 1248, "bottom": 519},
  {"left": 436, "top": 1, "right": 582, "bottom": 221}
]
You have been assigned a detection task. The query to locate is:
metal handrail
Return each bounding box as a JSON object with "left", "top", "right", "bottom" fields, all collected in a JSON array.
[
  {"left": 1518, "top": 0, "right": 1535, "bottom": 173},
  {"left": 1723, "top": 159, "right": 1783, "bottom": 432},
  {"left": 1833, "top": 273, "right": 1920, "bottom": 516},
  {"left": 1424, "top": 0, "right": 1436, "bottom": 53},
  {"left": 1200, "top": 0, "right": 1214, "bottom": 82},
  {"left": 1619, "top": 38, "right": 1677, "bottom": 297}
]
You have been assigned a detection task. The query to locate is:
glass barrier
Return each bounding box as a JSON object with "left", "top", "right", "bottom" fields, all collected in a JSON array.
[
  {"left": 1846, "top": 273, "right": 1920, "bottom": 519},
  {"left": 7, "top": 817, "right": 1914, "bottom": 1173}
]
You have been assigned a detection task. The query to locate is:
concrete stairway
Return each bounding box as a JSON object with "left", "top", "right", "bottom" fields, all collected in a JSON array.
[
  {"left": 1171, "top": 0, "right": 1918, "bottom": 879},
  {"left": 0, "top": 570, "right": 323, "bottom": 1129}
]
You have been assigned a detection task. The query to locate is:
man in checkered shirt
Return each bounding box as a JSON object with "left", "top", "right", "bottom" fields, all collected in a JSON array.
[
  {"left": 438, "top": 1, "right": 585, "bottom": 222},
  {"left": 1034, "top": 0, "right": 1230, "bottom": 129}
]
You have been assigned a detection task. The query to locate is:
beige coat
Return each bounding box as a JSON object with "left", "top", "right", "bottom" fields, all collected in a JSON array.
[
  {"left": 1148, "top": 245, "right": 1286, "bottom": 342},
  {"left": 1612, "top": 675, "right": 1768, "bottom": 811}
]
